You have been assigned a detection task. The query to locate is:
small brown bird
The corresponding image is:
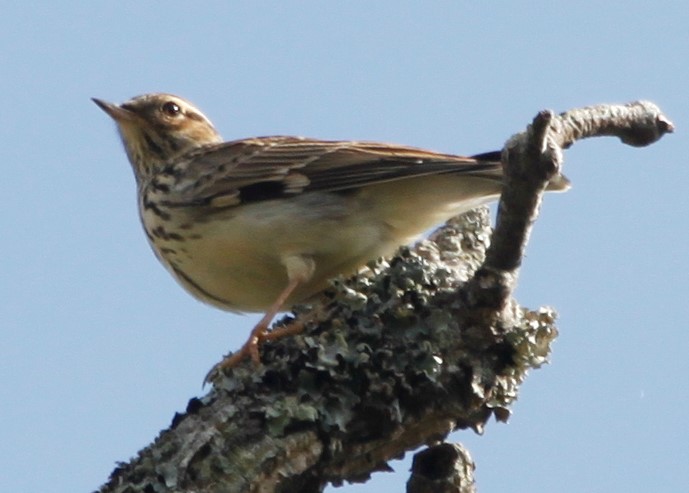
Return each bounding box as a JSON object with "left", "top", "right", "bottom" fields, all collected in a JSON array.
[{"left": 93, "top": 93, "right": 569, "bottom": 378}]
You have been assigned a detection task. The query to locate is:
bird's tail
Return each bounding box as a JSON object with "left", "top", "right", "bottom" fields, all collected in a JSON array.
[{"left": 471, "top": 150, "right": 571, "bottom": 192}]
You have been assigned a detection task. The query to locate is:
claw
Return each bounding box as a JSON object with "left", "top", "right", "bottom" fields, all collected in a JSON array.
[{"left": 203, "top": 319, "right": 306, "bottom": 385}]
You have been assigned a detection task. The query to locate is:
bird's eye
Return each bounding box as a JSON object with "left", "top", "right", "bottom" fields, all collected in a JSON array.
[{"left": 161, "top": 101, "right": 181, "bottom": 117}]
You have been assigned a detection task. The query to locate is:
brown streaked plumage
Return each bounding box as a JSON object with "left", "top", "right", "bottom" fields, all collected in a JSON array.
[{"left": 93, "top": 93, "right": 569, "bottom": 381}]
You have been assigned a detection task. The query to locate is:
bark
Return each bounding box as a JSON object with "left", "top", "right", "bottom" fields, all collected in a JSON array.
[
  {"left": 407, "top": 443, "right": 476, "bottom": 493},
  {"left": 94, "top": 101, "right": 673, "bottom": 493}
]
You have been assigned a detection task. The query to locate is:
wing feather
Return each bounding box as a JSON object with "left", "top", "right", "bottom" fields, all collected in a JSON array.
[{"left": 163, "top": 136, "right": 502, "bottom": 207}]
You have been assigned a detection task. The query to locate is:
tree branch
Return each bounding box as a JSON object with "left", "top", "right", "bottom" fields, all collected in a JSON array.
[
  {"left": 94, "top": 102, "right": 673, "bottom": 493},
  {"left": 464, "top": 101, "right": 673, "bottom": 316}
]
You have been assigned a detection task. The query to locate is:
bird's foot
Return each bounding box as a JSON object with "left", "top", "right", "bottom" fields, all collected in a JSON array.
[{"left": 204, "top": 319, "right": 306, "bottom": 385}]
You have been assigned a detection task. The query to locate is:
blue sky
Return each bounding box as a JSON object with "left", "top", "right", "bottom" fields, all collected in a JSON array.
[{"left": 2, "top": 3, "right": 687, "bottom": 492}]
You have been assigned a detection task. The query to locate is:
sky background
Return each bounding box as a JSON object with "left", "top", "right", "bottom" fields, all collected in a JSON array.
[{"left": 2, "top": 2, "right": 687, "bottom": 492}]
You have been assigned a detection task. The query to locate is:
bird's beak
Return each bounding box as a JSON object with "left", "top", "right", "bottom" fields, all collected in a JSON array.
[{"left": 92, "top": 98, "right": 137, "bottom": 123}]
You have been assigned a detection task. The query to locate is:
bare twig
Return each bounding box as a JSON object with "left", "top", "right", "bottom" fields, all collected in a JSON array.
[{"left": 464, "top": 101, "right": 673, "bottom": 317}]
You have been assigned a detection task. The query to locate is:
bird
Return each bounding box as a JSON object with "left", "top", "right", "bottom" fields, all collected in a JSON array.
[{"left": 92, "top": 93, "right": 569, "bottom": 379}]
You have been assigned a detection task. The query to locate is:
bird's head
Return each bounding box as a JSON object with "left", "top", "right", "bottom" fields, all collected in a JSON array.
[{"left": 93, "top": 93, "right": 222, "bottom": 181}]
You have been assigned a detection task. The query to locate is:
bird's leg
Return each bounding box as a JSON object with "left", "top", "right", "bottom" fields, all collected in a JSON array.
[
  {"left": 208, "top": 277, "right": 302, "bottom": 373},
  {"left": 205, "top": 256, "right": 315, "bottom": 383}
]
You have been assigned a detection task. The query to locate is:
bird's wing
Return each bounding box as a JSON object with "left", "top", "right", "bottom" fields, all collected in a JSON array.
[{"left": 162, "top": 136, "right": 502, "bottom": 207}]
